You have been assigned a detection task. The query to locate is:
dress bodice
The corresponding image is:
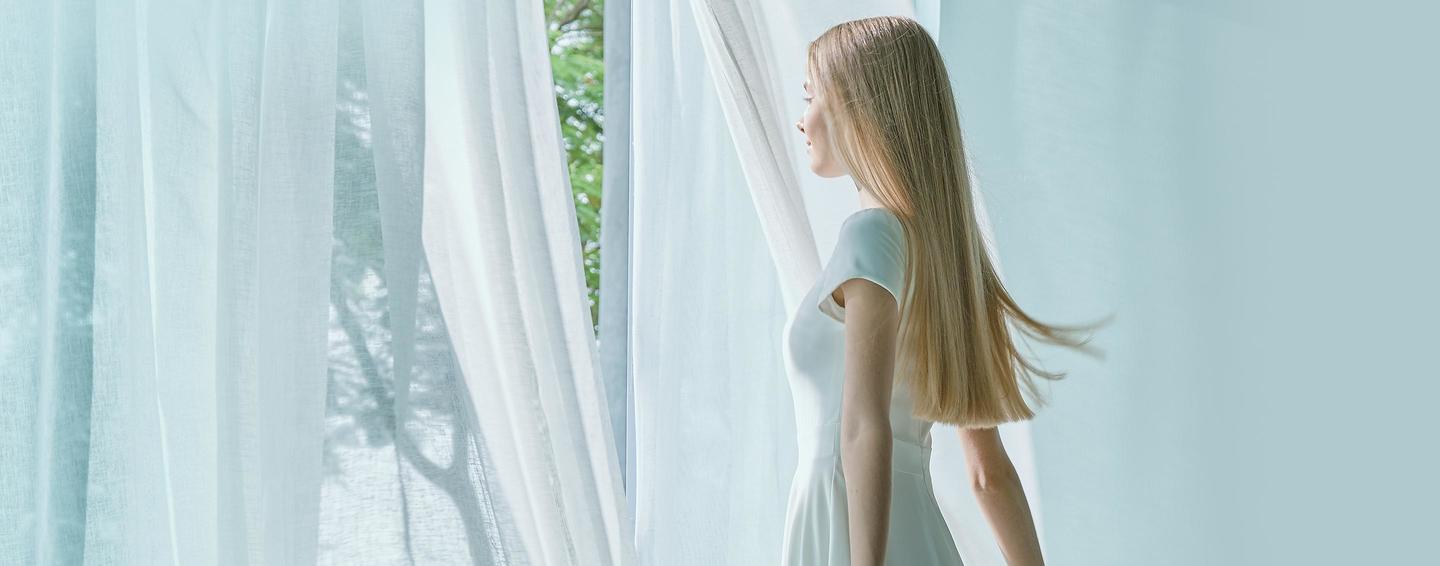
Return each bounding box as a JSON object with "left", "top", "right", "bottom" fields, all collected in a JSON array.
[
  {"left": 777, "top": 207, "right": 965, "bottom": 566},
  {"left": 781, "top": 207, "right": 935, "bottom": 463}
]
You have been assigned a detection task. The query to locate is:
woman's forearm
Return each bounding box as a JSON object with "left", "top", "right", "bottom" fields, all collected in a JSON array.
[
  {"left": 841, "top": 425, "right": 892, "bottom": 566},
  {"left": 972, "top": 462, "right": 1045, "bottom": 566}
]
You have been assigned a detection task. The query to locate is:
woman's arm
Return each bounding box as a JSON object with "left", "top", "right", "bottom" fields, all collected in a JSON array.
[
  {"left": 834, "top": 279, "right": 901, "bottom": 566},
  {"left": 960, "top": 427, "right": 1045, "bottom": 566}
]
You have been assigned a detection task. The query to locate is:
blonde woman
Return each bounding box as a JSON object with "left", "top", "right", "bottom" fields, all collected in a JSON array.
[{"left": 783, "top": 16, "right": 1106, "bottom": 566}]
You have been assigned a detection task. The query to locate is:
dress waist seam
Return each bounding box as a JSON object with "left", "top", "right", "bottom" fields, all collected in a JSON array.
[{"left": 796, "top": 421, "right": 930, "bottom": 475}]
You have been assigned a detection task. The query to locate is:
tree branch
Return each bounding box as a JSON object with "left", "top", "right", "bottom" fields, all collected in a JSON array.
[{"left": 552, "top": 0, "right": 592, "bottom": 30}]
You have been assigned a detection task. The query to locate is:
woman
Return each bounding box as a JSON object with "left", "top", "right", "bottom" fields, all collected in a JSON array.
[{"left": 782, "top": 16, "right": 1106, "bottom": 566}]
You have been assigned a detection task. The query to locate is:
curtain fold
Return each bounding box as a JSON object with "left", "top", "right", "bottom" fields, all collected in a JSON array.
[
  {"left": 627, "top": 1, "right": 795, "bottom": 564},
  {"left": 2, "top": 1, "right": 633, "bottom": 564},
  {"left": 421, "top": 1, "right": 633, "bottom": 564},
  {"left": 599, "top": 0, "right": 636, "bottom": 512},
  {"left": 86, "top": 0, "right": 340, "bottom": 563},
  {"left": 686, "top": 0, "right": 821, "bottom": 312},
  {"left": 360, "top": 0, "right": 425, "bottom": 443},
  {"left": 0, "top": 1, "right": 97, "bottom": 563}
]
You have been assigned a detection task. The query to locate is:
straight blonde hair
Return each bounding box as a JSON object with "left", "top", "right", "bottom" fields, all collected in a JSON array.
[{"left": 809, "top": 16, "right": 1110, "bottom": 428}]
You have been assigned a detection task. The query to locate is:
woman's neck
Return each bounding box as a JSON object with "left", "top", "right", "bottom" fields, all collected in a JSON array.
[{"left": 855, "top": 182, "right": 882, "bottom": 210}]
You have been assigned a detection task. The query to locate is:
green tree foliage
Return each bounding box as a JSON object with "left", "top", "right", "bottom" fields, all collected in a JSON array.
[{"left": 546, "top": 0, "right": 604, "bottom": 335}]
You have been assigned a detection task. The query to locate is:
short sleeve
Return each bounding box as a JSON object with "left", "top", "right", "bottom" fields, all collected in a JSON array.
[{"left": 816, "top": 208, "right": 907, "bottom": 323}]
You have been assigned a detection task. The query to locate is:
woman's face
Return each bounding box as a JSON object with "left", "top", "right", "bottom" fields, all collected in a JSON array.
[{"left": 797, "top": 79, "right": 847, "bottom": 178}]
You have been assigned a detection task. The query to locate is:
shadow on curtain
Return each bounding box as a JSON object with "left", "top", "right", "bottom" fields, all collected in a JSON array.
[{"left": 1, "top": 1, "right": 631, "bottom": 564}]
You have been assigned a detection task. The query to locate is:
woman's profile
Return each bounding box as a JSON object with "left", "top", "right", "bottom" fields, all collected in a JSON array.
[{"left": 782, "top": 16, "right": 1107, "bottom": 566}]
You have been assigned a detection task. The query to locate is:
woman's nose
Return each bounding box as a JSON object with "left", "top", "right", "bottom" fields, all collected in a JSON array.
[{"left": 795, "top": 120, "right": 805, "bottom": 134}]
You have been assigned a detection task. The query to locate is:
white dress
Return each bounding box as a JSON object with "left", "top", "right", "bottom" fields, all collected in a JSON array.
[{"left": 780, "top": 207, "right": 965, "bottom": 565}]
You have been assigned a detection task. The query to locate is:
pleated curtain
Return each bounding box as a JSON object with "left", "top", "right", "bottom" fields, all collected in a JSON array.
[{"left": 0, "top": 1, "right": 631, "bottom": 564}]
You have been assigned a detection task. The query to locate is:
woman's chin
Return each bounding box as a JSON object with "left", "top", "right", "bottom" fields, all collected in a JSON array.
[{"left": 809, "top": 162, "right": 842, "bottom": 178}]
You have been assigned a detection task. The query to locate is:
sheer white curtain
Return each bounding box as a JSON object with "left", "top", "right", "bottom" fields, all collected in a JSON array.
[
  {"left": 625, "top": 1, "right": 794, "bottom": 564},
  {"left": 1, "top": 1, "right": 630, "bottom": 564},
  {"left": 422, "top": 1, "right": 631, "bottom": 564},
  {"left": 0, "top": 2, "right": 342, "bottom": 562},
  {"left": 617, "top": 1, "right": 1039, "bottom": 565}
]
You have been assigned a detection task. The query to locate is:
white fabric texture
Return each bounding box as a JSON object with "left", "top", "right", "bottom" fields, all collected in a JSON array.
[
  {"left": 1, "top": 1, "right": 631, "bottom": 564},
  {"left": 780, "top": 207, "right": 966, "bottom": 565},
  {"left": 686, "top": 0, "right": 822, "bottom": 311},
  {"left": 422, "top": 0, "right": 632, "bottom": 564},
  {"left": 0, "top": 2, "right": 343, "bottom": 562},
  {"left": 621, "top": 1, "right": 1037, "bottom": 565},
  {"left": 626, "top": 2, "right": 795, "bottom": 565}
]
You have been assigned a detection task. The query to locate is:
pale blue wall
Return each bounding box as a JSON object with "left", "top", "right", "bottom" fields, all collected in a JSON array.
[{"left": 937, "top": 2, "right": 1440, "bottom": 563}]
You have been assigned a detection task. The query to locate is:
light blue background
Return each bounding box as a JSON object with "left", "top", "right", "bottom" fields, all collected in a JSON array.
[{"left": 931, "top": 1, "right": 1439, "bottom": 563}]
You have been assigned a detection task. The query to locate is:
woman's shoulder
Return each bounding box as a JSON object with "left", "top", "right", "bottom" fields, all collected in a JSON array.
[
  {"left": 841, "top": 206, "right": 900, "bottom": 229},
  {"left": 836, "top": 206, "right": 904, "bottom": 254},
  {"left": 815, "top": 207, "right": 908, "bottom": 321},
  {"left": 824, "top": 207, "right": 906, "bottom": 288}
]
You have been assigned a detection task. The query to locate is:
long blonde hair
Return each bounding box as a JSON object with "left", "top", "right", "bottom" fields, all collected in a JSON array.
[{"left": 809, "top": 16, "right": 1110, "bottom": 428}]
